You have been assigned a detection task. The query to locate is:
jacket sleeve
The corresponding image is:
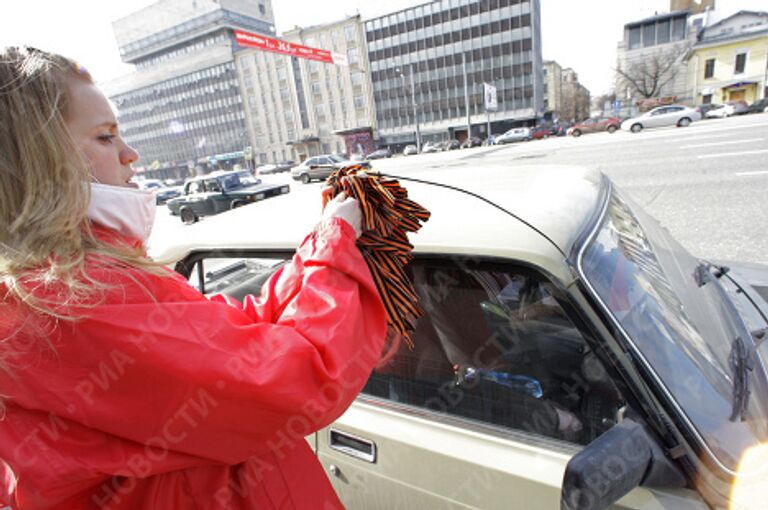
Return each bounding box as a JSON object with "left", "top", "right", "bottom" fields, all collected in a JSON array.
[{"left": 17, "top": 218, "right": 387, "bottom": 465}]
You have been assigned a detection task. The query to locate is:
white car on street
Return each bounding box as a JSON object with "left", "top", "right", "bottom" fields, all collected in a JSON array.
[{"left": 621, "top": 105, "right": 702, "bottom": 133}]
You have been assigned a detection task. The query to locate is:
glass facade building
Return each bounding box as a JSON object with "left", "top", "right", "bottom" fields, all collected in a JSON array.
[
  {"left": 365, "top": 0, "right": 543, "bottom": 147},
  {"left": 106, "top": 0, "right": 276, "bottom": 179}
]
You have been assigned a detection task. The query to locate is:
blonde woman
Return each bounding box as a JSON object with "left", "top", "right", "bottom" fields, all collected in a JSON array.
[{"left": 0, "top": 47, "right": 387, "bottom": 509}]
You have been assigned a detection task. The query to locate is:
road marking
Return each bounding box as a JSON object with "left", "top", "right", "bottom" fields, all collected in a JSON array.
[
  {"left": 697, "top": 149, "right": 768, "bottom": 159},
  {"left": 736, "top": 170, "right": 768, "bottom": 177},
  {"left": 680, "top": 138, "right": 763, "bottom": 149}
]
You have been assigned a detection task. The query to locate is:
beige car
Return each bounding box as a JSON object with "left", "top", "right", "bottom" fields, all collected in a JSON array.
[{"left": 153, "top": 164, "right": 768, "bottom": 510}]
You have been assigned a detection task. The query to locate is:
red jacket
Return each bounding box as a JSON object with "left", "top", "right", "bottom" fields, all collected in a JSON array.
[{"left": 0, "top": 218, "right": 387, "bottom": 509}]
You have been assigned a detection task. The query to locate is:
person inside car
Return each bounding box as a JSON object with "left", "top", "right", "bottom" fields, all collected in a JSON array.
[{"left": 0, "top": 46, "right": 387, "bottom": 509}]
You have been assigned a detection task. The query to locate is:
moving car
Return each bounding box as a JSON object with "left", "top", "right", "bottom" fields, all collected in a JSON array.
[
  {"left": 366, "top": 148, "right": 392, "bottom": 160},
  {"left": 166, "top": 170, "right": 289, "bottom": 224},
  {"left": 291, "top": 154, "right": 370, "bottom": 184},
  {"left": 255, "top": 164, "right": 278, "bottom": 175},
  {"left": 152, "top": 164, "right": 768, "bottom": 510},
  {"left": 403, "top": 145, "right": 418, "bottom": 156},
  {"left": 697, "top": 103, "right": 722, "bottom": 118},
  {"left": 622, "top": 105, "right": 701, "bottom": 133},
  {"left": 496, "top": 127, "right": 532, "bottom": 144},
  {"left": 567, "top": 117, "right": 621, "bottom": 137},
  {"left": 705, "top": 100, "right": 749, "bottom": 119}
]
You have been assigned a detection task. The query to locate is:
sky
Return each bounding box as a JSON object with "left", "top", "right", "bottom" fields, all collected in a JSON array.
[{"left": 1, "top": 1, "right": 765, "bottom": 96}]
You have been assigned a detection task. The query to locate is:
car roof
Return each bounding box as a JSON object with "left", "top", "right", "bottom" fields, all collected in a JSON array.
[{"left": 150, "top": 164, "right": 605, "bottom": 282}]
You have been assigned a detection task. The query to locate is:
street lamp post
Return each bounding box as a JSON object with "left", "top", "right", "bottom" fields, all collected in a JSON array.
[{"left": 396, "top": 65, "right": 421, "bottom": 153}]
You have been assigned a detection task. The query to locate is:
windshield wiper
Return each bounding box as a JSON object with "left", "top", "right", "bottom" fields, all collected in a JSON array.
[
  {"left": 694, "top": 262, "right": 729, "bottom": 287},
  {"left": 729, "top": 335, "right": 755, "bottom": 422}
]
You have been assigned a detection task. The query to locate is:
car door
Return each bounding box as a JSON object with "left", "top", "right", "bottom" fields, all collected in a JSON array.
[
  {"left": 313, "top": 157, "right": 334, "bottom": 179},
  {"left": 316, "top": 258, "right": 708, "bottom": 510},
  {"left": 644, "top": 108, "right": 668, "bottom": 128},
  {"left": 581, "top": 118, "right": 596, "bottom": 133},
  {"left": 183, "top": 180, "right": 210, "bottom": 215},
  {"left": 662, "top": 106, "right": 684, "bottom": 126}
]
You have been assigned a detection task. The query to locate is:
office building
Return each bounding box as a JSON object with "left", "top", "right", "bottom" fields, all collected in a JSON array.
[
  {"left": 364, "top": 0, "right": 544, "bottom": 149},
  {"left": 105, "top": 0, "right": 276, "bottom": 179}
]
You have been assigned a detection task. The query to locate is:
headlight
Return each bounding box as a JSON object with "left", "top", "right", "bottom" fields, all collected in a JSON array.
[{"left": 281, "top": 186, "right": 289, "bottom": 193}]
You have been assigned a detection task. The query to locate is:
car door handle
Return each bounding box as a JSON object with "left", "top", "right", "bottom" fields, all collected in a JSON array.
[{"left": 329, "top": 429, "right": 377, "bottom": 463}]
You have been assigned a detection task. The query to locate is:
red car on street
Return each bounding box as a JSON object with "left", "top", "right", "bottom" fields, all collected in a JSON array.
[{"left": 567, "top": 116, "right": 622, "bottom": 137}]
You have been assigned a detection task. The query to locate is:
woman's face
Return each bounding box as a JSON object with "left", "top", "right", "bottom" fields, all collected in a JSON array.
[{"left": 64, "top": 78, "right": 140, "bottom": 188}]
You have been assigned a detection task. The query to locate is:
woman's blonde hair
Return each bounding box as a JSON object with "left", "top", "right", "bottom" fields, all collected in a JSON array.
[{"left": 0, "top": 47, "right": 164, "bottom": 337}]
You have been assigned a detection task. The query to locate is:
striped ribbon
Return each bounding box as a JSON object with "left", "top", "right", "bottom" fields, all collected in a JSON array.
[{"left": 323, "top": 166, "right": 431, "bottom": 348}]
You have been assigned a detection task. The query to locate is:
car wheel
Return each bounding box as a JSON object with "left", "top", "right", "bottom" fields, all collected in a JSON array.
[
  {"left": 231, "top": 200, "right": 248, "bottom": 209},
  {"left": 571, "top": 129, "right": 582, "bottom": 137},
  {"left": 607, "top": 125, "right": 617, "bottom": 133},
  {"left": 677, "top": 117, "right": 691, "bottom": 127},
  {"left": 300, "top": 173, "right": 310, "bottom": 184},
  {"left": 180, "top": 208, "right": 198, "bottom": 225},
  {"left": 630, "top": 124, "right": 642, "bottom": 133}
]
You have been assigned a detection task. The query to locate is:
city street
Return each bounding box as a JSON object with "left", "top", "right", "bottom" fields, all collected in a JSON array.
[{"left": 150, "top": 113, "right": 768, "bottom": 265}]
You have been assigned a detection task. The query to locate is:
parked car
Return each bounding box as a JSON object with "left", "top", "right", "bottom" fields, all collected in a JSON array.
[
  {"left": 496, "top": 127, "right": 532, "bottom": 144},
  {"left": 274, "top": 160, "right": 296, "bottom": 172},
  {"left": 530, "top": 125, "right": 555, "bottom": 140},
  {"left": 567, "top": 116, "right": 621, "bottom": 137},
  {"left": 420, "top": 141, "right": 440, "bottom": 153},
  {"left": 166, "top": 170, "right": 289, "bottom": 224},
  {"left": 460, "top": 136, "right": 483, "bottom": 149},
  {"left": 154, "top": 164, "right": 768, "bottom": 510},
  {"left": 697, "top": 103, "right": 722, "bottom": 118},
  {"left": 747, "top": 98, "right": 768, "bottom": 114},
  {"left": 154, "top": 185, "right": 182, "bottom": 205},
  {"left": 255, "top": 164, "right": 278, "bottom": 175},
  {"left": 366, "top": 148, "right": 392, "bottom": 160},
  {"left": 705, "top": 100, "right": 750, "bottom": 118},
  {"left": 441, "top": 139, "right": 461, "bottom": 151},
  {"left": 291, "top": 154, "right": 370, "bottom": 184},
  {"left": 403, "top": 144, "right": 418, "bottom": 156},
  {"left": 622, "top": 105, "right": 702, "bottom": 133},
  {"left": 134, "top": 178, "right": 164, "bottom": 191}
]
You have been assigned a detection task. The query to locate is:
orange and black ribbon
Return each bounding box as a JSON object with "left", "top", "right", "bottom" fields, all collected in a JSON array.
[{"left": 323, "top": 165, "right": 430, "bottom": 348}]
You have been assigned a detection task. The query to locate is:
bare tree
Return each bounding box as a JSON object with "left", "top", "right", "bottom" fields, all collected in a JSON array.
[{"left": 615, "top": 44, "right": 687, "bottom": 99}]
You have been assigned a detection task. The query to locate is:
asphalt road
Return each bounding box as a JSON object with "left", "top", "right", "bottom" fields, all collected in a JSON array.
[{"left": 150, "top": 113, "right": 768, "bottom": 265}]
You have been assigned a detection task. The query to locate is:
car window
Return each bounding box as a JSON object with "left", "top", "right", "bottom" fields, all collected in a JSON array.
[
  {"left": 319, "top": 157, "right": 332, "bottom": 165},
  {"left": 204, "top": 179, "right": 222, "bottom": 192},
  {"left": 187, "top": 181, "right": 204, "bottom": 194},
  {"left": 184, "top": 255, "right": 289, "bottom": 298},
  {"left": 305, "top": 157, "right": 317, "bottom": 166},
  {"left": 362, "top": 259, "right": 624, "bottom": 445}
]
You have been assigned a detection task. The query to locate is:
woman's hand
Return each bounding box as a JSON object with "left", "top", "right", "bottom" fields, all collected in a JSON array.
[{"left": 322, "top": 191, "right": 362, "bottom": 238}]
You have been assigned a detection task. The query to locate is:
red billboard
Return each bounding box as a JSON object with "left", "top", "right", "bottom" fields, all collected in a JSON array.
[{"left": 234, "top": 30, "right": 346, "bottom": 65}]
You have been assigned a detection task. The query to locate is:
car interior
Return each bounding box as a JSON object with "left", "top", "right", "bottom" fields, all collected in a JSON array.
[{"left": 191, "top": 255, "right": 626, "bottom": 446}]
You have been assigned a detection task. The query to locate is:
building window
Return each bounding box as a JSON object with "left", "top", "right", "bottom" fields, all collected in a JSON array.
[
  {"left": 347, "top": 48, "right": 359, "bottom": 66},
  {"left": 641, "top": 23, "right": 655, "bottom": 47},
  {"left": 734, "top": 53, "right": 747, "bottom": 74},
  {"left": 702, "top": 94, "right": 712, "bottom": 104},
  {"left": 704, "top": 58, "right": 715, "bottom": 79},
  {"left": 259, "top": 3, "right": 265, "bottom": 15},
  {"left": 672, "top": 17, "right": 686, "bottom": 40},
  {"left": 344, "top": 24, "right": 356, "bottom": 43}
]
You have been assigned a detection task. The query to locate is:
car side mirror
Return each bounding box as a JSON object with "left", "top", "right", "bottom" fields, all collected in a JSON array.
[{"left": 561, "top": 418, "right": 686, "bottom": 510}]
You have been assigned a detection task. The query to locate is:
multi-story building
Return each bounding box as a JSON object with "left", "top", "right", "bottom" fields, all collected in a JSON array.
[
  {"left": 104, "top": 0, "right": 276, "bottom": 179},
  {"left": 614, "top": 3, "right": 715, "bottom": 114},
  {"left": 543, "top": 60, "right": 590, "bottom": 122},
  {"left": 542, "top": 60, "right": 562, "bottom": 115},
  {"left": 365, "top": 0, "right": 544, "bottom": 149},
  {"left": 235, "top": 15, "right": 377, "bottom": 164},
  {"left": 685, "top": 10, "right": 768, "bottom": 105},
  {"left": 560, "top": 68, "right": 591, "bottom": 122}
]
